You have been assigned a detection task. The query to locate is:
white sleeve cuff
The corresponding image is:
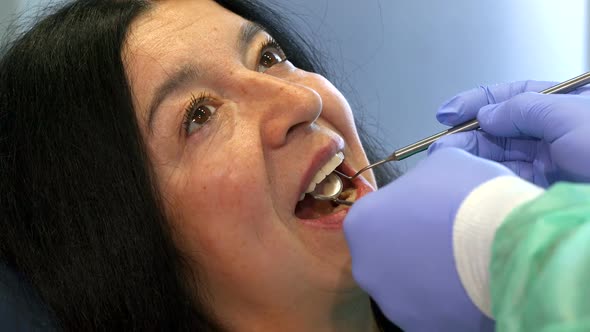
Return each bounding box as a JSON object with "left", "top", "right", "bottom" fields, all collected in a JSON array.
[{"left": 453, "top": 176, "right": 544, "bottom": 318}]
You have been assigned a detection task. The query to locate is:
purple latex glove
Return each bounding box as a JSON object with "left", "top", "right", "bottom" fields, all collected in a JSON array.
[
  {"left": 431, "top": 80, "right": 590, "bottom": 187},
  {"left": 345, "top": 147, "right": 513, "bottom": 331}
]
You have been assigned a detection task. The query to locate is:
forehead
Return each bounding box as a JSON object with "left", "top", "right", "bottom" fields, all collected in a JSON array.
[
  {"left": 123, "top": 0, "right": 248, "bottom": 118},
  {"left": 126, "top": 0, "right": 245, "bottom": 58}
]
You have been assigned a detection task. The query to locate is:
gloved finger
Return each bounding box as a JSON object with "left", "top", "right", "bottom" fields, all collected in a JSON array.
[
  {"left": 499, "top": 161, "right": 534, "bottom": 183},
  {"left": 437, "top": 80, "right": 590, "bottom": 126},
  {"left": 574, "top": 86, "right": 590, "bottom": 96},
  {"left": 430, "top": 136, "right": 542, "bottom": 185},
  {"left": 477, "top": 93, "right": 590, "bottom": 142},
  {"left": 436, "top": 81, "right": 556, "bottom": 126},
  {"left": 428, "top": 131, "right": 538, "bottom": 162}
]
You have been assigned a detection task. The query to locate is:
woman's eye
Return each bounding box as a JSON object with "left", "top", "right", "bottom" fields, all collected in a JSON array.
[
  {"left": 183, "top": 97, "right": 217, "bottom": 136},
  {"left": 257, "top": 40, "right": 286, "bottom": 73}
]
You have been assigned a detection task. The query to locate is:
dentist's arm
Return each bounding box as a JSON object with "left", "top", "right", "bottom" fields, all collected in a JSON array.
[
  {"left": 344, "top": 147, "right": 541, "bottom": 331},
  {"left": 489, "top": 182, "right": 590, "bottom": 332},
  {"left": 345, "top": 81, "right": 590, "bottom": 331}
]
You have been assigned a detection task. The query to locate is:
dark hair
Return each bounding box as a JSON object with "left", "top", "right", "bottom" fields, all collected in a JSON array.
[{"left": 0, "top": 0, "right": 401, "bottom": 331}]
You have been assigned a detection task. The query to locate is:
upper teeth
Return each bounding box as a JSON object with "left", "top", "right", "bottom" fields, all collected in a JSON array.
[{"left": 299, "top": 152, "right": 344, "bottom": 200}]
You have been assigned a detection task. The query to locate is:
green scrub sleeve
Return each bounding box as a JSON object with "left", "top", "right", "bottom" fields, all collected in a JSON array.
[{"left": 490, "top": 182, "right": 590, "bottom": 331}]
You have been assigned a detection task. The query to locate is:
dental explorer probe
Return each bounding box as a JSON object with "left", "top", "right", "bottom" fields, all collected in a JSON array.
[{"left": 311, "top": 71, "right": 590, "bottom": 206}]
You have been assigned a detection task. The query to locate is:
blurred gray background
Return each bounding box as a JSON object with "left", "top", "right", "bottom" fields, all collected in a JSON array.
[{"left": 2, "top": 0, "right": 588, "bottom": 169}]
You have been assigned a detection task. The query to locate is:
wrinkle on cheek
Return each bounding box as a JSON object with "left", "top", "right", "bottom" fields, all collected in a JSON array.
[
  {"left": 180, "top": 161, "right": 253, "bottom": 215},
  {"left": 174, "top": 171, "right": 261, "bottom": 265}
]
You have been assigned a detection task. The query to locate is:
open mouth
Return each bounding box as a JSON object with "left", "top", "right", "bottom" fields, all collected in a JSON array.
[{"left": 294, "top": 164, "right": 358, "bottom": 220}]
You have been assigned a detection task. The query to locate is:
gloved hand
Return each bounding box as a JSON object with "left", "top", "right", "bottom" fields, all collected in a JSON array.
[
  {"left": 345, "top": 147, "right": 512, "bottom": 332},
  {"left": 430, "top": 80, "right": 590, "bottom": 187}
]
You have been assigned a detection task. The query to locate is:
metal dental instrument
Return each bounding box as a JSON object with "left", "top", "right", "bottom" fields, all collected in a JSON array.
[
  {"left": 309, "top": 173, "right": 352, "bottom": 206},
  {"left": 311, "top": 71, "right": 590, "bottom": 206}
]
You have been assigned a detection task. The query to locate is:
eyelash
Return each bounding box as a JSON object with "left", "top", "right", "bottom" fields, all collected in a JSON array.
[
  {"left": 257, "top": 36, "right": 287, "bottom": 71},
  {"left": 260, "top": 36, "right": 285, "bottom": 57},
  {"left": 181, "top": 36, "right": 286, "bottom": 136},
  {"left": 182, "top": 92, "right": 215, "bottom": 135}
]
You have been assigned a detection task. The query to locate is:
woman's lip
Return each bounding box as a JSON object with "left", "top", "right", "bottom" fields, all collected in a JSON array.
[{"left": 295, "top": 160, "right": 375, "bottom": 229}]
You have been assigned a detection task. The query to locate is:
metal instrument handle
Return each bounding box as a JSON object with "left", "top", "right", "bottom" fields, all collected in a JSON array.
[{"left": 392, "top": 71, "right": 590, "bottom": 161}]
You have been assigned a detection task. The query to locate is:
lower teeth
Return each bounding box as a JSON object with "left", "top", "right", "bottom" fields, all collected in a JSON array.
[{"left": 338, "top": 187, "right": 356, "bottom": 201}]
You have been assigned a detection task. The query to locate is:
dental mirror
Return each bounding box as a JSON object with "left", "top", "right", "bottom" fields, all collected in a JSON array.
[{"left": 310, "top": 173, "right": 353, "bottom": 206}]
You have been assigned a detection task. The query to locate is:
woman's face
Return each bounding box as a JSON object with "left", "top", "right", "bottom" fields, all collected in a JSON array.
[{"left": 124, "top": 0, "right": 376, "bottom": 319}]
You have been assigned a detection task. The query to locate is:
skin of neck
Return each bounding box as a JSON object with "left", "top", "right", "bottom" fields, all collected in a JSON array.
[{"left": 210, "top": 285, "right": 380, "bottom": 332}]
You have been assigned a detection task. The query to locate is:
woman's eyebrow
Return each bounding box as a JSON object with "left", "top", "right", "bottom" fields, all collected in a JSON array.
[
  {"left": 146, "top": 21, "right": 267, "bottom": 134},
  {"left": 147, "top": 63, "right": 201, "bottom": 133},
  {"left": 238, "top": 21, "right": 265, "bottom": 55}
]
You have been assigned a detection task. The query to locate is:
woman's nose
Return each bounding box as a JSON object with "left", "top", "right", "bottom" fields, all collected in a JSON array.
[{"left": 240, "top": 72, "right": 322, "bottom": 148}]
